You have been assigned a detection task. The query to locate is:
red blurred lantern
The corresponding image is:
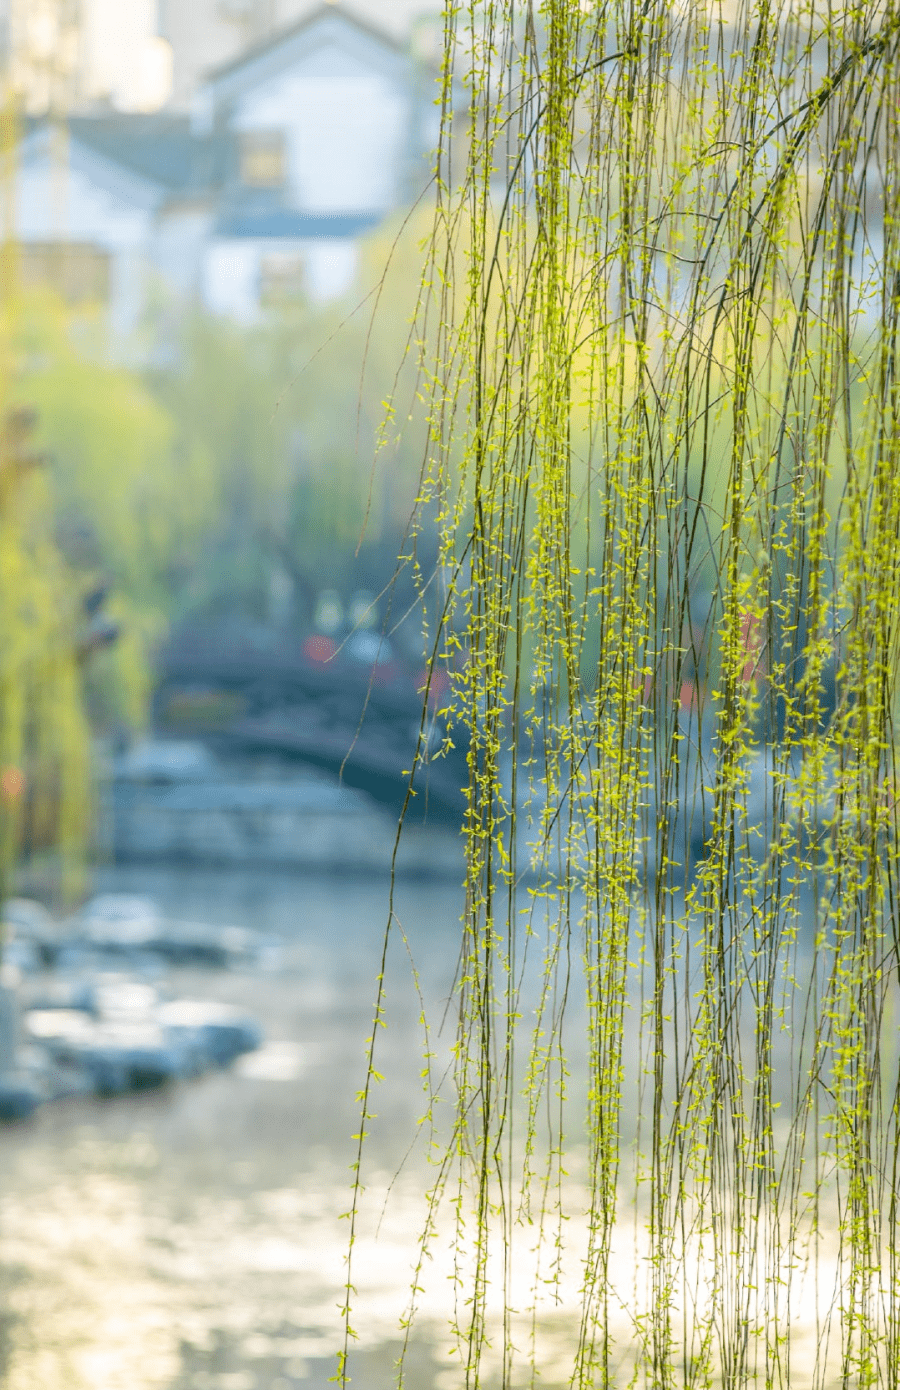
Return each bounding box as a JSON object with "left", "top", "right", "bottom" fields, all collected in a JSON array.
[
  {"left": 302, "top": 634, "right": 337, "bottom": 664},
  {"left": 0, "top": 767, "right": 25, "bottom": 802}
]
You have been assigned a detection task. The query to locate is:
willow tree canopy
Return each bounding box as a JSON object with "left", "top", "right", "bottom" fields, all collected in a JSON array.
[{"left": 345, "top": 3, "right": 900, "bottom": 1388}]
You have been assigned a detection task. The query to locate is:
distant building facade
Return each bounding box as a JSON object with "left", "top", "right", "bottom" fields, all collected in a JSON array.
[
  {"left": 14, "top": 116, "right": 178, "bottom": 341},
  {"left": 194, "top": 5, "right": 434, "bottom": 315},
  {"left": 8, "top": 5, "right": 438, "bottom": 333}
]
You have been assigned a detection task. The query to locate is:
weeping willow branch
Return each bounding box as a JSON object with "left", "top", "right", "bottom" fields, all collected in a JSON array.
[{"left": 344, "top": 3, "right": 900, "bottom": 1387}]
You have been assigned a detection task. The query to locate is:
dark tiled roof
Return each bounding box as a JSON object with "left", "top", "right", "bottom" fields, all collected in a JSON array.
[
  {"left": 68, "top": 115, "right": 229, "bottom": 195},
  {"left": 69, "top": 115, "right": 195, "bottom": 190},
  {"left": 22, "top": 116, "right": 392, "bottom": 237},
  {"left": 215, "top": 205, "right": 380, "bottom": 239}
]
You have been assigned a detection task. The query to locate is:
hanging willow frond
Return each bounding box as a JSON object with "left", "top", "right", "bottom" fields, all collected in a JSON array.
[{"left": 345, "top": 4, "right": 900, "bottom": 1387}]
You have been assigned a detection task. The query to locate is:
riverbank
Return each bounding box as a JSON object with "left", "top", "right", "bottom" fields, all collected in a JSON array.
[
  {"left": 0, "top": 892, "right": 265, "bottom": 1120},
  {"left": 103, "top": 740, "right": 465, "bottom": 878}
]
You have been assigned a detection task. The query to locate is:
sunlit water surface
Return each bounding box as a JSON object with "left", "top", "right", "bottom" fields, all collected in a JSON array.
[
  {"left": 0, "top": 865, "right": 469, "bottom": 1390},
  {"left": 0, "top": 866, "right": 855, "bottom": 1390}
]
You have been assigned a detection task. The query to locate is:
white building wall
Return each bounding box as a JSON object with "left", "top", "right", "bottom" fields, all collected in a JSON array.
[
  {"left": 16, "top": 152, "right": 153, "bottom": 249},
  {"left": 108, "top": 246, "right": 149, "bottom": 338},
  {"left": 201, "top": 235, "right": 358, "bottom": 319},
  {"left": 15, "top": 133, "right": 160, "bottom": 339},
  {"left": 153, "top": 205, "right": 214, "bottom": 300},
  {"left": 231, "top": 41, "right": 408, "bottom": 215},
  {"left": 298, "top": 237, "right": 357, "bottom": 301},
  {"left": 202, "top": 239, "right": 260, "bottom": 321}
]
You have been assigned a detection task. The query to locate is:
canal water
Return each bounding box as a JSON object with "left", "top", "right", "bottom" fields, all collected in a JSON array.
[
  {"left": 0, "top": 864, "right": 468, "bottom": 1390},
  {"left": 0, "top": 860, "right": 858, "bottom": 1390}
]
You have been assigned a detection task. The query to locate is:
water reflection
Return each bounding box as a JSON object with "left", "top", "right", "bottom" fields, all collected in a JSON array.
[{"left": 0, "top": 865, "right": 464, "bottom": 1390}]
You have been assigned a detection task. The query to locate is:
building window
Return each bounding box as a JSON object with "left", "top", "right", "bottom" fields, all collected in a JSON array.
[
  {"left": 240, "top": 132, "right": 285, "bottom": 188},
  {"left": 258, "top": 243, "right": 358, "bottom": 307},
  {"left": 259, "top": 251, "right": 305, "bottom": 305},
  {"left": 19, "top": 243, "right": 110, "bottom": 304}
]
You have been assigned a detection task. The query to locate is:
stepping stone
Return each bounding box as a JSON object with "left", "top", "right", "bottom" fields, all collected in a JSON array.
[
  {"left": 0, "top": 1073, "right": 43, "bottom": 1120},
  {"left": 155, "top": 1000, "right": 262, "bottom": 1065}
]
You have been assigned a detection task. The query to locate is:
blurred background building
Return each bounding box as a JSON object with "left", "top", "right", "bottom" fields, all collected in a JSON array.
[
  {"left": 2, "top": 1, "right": 442, "bottom": 332},
  {"left": 0, "top": 0, "right": 454, "bottom": 850}
]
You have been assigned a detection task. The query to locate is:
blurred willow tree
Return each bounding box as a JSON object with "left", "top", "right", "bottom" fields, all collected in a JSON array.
[
  {"left": 0, "top": 349, "right": 90, "bottom": 906},
  {"left": 0, "top": 203, "right": 439, "bottom": 909},
  {"left": 0, "top": 281, "right": 219, "bottom": 902},
  {"left": 20, "top": 292, "right": 208, "bottom": 725},
  {"left": 343, "top": 3, "right": 900, "bottom": 1388}
]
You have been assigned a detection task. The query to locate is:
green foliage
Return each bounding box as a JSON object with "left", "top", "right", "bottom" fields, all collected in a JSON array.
[
  {"left": 19, "top": 293, "right": 213, "bottom": 715},
  {"left": 23, "top": 300, "right": 181, "bottom": 603},
  {"left": 1, "top": 215, "right": 440, "bottom": 902},
  {"left": 150, "top": 217, "right": 437, "bottom": 630},
  {"left": 1, "top": 285, "right": 208, "bottom": 893},
  {"left": 0, "top": 300, "right": 92, "bottom": 903},
  {"left": 345, "top": 3, "right": 900, "bottom": 1387}
]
